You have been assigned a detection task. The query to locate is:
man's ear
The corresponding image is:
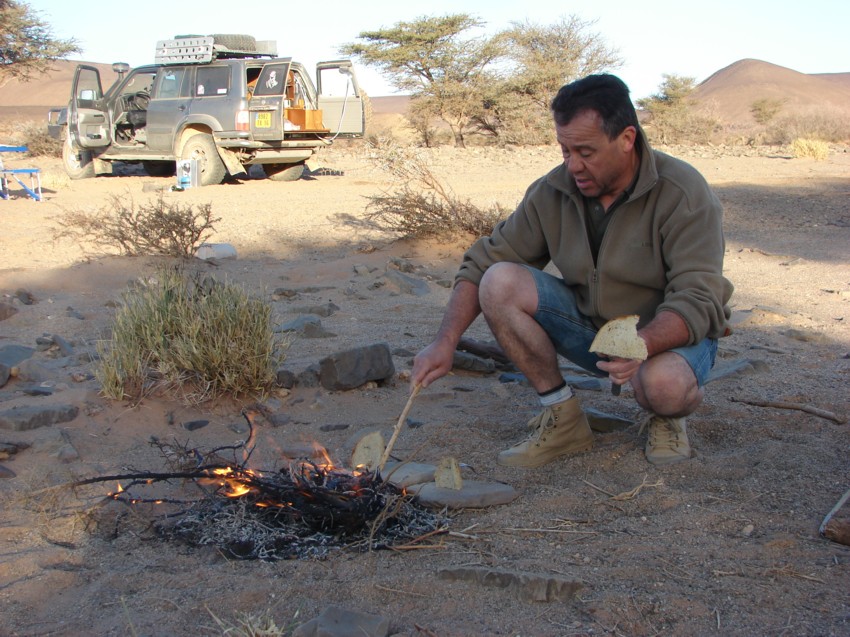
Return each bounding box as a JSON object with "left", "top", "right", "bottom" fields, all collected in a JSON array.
[{"left": 619, "top": 126, "right": 637, "bottom": 152}]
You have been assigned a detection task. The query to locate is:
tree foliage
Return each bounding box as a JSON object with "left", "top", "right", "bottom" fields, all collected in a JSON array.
[
  {"left": 637, "top": 74, "right": 717, "bottom": 144},
  {"left": 0, "top": 0, "right": 80, "bottom": 85},
  {"left": 342, "top": 13, "right": 621, "bottom": 146}
]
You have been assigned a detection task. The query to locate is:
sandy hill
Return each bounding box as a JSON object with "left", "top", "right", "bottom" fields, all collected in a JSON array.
[{"left": 692, "top": 58, "right": 850, "bottom": 128}]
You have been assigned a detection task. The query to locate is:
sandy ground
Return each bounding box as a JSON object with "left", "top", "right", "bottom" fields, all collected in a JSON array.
[{"left": 0, "top": 142, "right": 848, "bottom": 636}]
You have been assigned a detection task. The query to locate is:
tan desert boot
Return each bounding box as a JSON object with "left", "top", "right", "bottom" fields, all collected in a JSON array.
[
  {"left": 497, "top": 397, "right": 594, "bottom": 468},
  {"left": 640, "top": 415, "right": 691, "bottom": 465}
]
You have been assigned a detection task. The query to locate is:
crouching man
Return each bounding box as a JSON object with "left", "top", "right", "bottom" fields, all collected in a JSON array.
[{"left": 412, "top": 74, "right": 733, "bottom": 467}]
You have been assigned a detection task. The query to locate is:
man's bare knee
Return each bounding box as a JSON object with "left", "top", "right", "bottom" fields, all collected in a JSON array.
[
  {"left": 634, "top": 353, "right": 703, "bottom": 416},
  {"left": 480, "top": 263, "right": 537, "bottom": 315}
]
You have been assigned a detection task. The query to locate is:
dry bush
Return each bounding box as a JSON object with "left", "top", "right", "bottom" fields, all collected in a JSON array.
[
  {"left": 207, "top": 606, "right": 300, "bottom": 637},
  {"left": 97, "top": 266, "right": 286, "bottom": 404},
  {"left": 791, "top": 138, "right": 830, "bottom": 161},
  {"left": 54, "top": 191, "right": 221, "bottom": 258},
  {"left": 766, "top": 110, "right": 850, "bottom": 144},
  {"left": 16, "top": 121, "right": 63, "bottom": 157},
  {"left": 364, "top": 137, "right": 509, "bottom": 238}
]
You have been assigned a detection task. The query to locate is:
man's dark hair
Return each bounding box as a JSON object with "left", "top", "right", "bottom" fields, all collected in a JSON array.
[{"left": 551, "top": 74, "right": 639, "bottom": 140}]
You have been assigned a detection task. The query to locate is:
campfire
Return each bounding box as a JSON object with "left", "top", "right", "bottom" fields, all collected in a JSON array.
[{"left": 78, "top": 412, "right": 446, "bottom": 560}]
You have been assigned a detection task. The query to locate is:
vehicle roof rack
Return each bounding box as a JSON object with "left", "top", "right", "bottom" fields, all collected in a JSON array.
[{"left": 154, "top": 36, "right": 278, "bottom": 65}]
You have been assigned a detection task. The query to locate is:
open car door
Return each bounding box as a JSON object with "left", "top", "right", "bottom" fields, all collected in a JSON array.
[
  {"left": 316, "top": 60, "right": 365, "bottom": 137},
  {"left": 68, "top": 65, "right": 112, "bottom": 149}
]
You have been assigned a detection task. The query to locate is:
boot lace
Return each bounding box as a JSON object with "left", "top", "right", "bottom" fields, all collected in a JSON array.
[{"left": 639, "top": 415, "right": 684, "bottom": 451}]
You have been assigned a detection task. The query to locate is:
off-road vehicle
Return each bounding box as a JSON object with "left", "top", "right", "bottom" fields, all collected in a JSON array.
[{"left": 47, "top": 35, "right": 367, "bottom": 185}]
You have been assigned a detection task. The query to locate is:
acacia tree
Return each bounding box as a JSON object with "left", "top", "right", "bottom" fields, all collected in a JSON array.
[
  {"left": 340, "top": 14, "right": 505, "bottom": 147},
  {"left": 637, "top": 74, "right": 717, "bottom": 144},
  {"left": 0, "top": 0, "right": 80, "bottom": 86}
]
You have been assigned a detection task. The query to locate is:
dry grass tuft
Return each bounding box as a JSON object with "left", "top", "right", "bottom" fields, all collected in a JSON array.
[
  {"left": 364, "top": 137, "right": 508, "bottom": 239},
  {"left": 97, "top": 266, "right": 286, "bottom": 404},
  {"left": 53, "top": 191, "right": 221, "bottom": 259},
  {"left": 790, "top": 138, "right": 830, "bottom": 161},
  {"left": 207, "top": 607, "right": 300, "bottom": 637}
]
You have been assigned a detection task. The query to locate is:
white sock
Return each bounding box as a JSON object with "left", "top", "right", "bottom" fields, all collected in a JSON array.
[{"left": 539, "top": 381, "right": 573, "bottom": 407}]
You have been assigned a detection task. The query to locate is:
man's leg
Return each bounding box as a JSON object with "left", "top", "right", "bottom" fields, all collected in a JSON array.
[
  {"left": 631, "top": 341, "right": 717, "bottom": 465},
  {"left": 478, "top": 263, "right": 594, "bottom": 468}
]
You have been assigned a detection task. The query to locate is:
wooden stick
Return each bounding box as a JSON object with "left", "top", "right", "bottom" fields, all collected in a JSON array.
[
  {"left": 730, "top": 396, "right": 846, "bottom": 424},
  {"left": 378, "top": 383, "right": 421, "bottom": 473}
]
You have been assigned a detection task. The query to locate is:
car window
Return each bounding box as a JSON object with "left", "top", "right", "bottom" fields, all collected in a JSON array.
[
  {"left": 253, "top": 63, "right": 290, "bottom": 97},
  {"left": 155, "top": 68, "right": 188, "bottom": 99},
  {"left": 196, "top": 66, "right": 230, "bottom": 97}
]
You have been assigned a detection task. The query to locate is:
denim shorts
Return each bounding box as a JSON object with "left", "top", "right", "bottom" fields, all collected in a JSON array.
[{"left": 526, "top": 266, "right": 717, "bottom": 387}]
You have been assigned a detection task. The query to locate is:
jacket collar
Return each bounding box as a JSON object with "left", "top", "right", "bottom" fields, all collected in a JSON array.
[{"left": 546, "top": 126, "right": 658, "bottom": 202}]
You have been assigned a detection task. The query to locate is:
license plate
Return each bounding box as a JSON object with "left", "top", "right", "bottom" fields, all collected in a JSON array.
[{"left": 255, "top": 112, "right": 272, "bottom": 128}]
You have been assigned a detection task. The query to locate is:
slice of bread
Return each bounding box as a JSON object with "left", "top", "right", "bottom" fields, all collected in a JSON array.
[{"left": 589, "top": 315, "right": 648, "bottom": 361}]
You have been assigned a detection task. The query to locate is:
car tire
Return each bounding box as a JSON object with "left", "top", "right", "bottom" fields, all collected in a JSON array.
[
  {"left": 263, "top": 162, "right": 306, "bottom": 182},
  {"left": 180, "top": 134, "right": 227, "bottom": 186},
  {"left": 143, "top": 161, "right": 176, "bottom": 177},
  {"left": 62, "top": 133, "right": 96, "bottom": 180}
]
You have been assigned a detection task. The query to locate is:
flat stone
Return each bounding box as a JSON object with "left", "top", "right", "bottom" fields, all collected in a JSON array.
[
  {"left": 293, "top": 302, "right": 339, "bottom": 317},
  {"left": 0, "top": 363, "right": 10, "bottom": 388},
  {"left": 383, "top": 269, "right": 430, "bottom": 296},
  {"left": 381, "top": 461, "right": 436, "bottom": 488},
  {"left": 783, "top": 328, "right": 829, "bottom": 343},
  {"left": 452, "top": 351, "right": 495, "bottom": 374},
  {"left": 0, "top": 464, "right": 16, "bottom": 479},
  {"left": 438, "top": 566, "right": 583, "bottom": 603},
  {"left": 293, "top": 606, "right": 389, "bottom": 637},
  {"left": 0, "top": 302, "right": 18, "bottom": 321},
  {"left": 0, "top": 404, "right": 80, "bottom": 431},
  {"left": 0, "top": 344, "right": 35, "bottom": 367},
  {"left": 409, "top": 480, "right": 518, "bottom": 508},
  {"left": 564, "top": 375, "right": 605, "bottom": 391},
  {"left": 182, "top": 419, "right": 209, "bottom": 431},
  {"left": 585, "top": 407, "right": 633, "bottom": 432}
]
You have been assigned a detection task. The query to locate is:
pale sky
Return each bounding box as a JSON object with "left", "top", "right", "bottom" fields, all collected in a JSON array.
[{"left": 32, "top": 0, "right": 848, "bottom": 99}]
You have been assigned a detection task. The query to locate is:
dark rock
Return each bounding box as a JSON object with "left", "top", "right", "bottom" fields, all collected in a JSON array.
[
  {"left": 0, "top": 344, "right": 34, "bottom": 367},
  {"left": 0, "top": 302, "right": 18, "bottom": 321},
  {"left": 319, "top": 343, "right": 395, "bottom": 391},
  {"left": 0, "top": 464, "right": 16, "bottom": 478},
  {"left": 276, "top": 368, "right": 297, "bottom": 389},
  {"left": 0, "top": 363, "right": 10, "bottom": 388},
  {"left": 564, "top": 375, "right": 605, "bottom": 391},
  {"left": 182, "top": 419, "right": 209, "bottom": 431},
  {"left": 499, "top": 372, "right": 528, "bottom": 385},
  {"left": 15, "top": 289, "right": 36, "bottom": 305},
  {"left": 293, "top": 606, "right": 390, "bottom": 637},
  {"left": 319, "top": 423, "right": 349, "bottom": 432},
  {"left": 297, "top": 365, "right": 321, "bottom": 388},
  {"left": 392, "top": 347, "right": 415, "bottom": 357},
  {"left": 21, "top": 385, "right": 54, "bottom": 396},
  {"left": 272, "top": 287, "right": 300, "bottom": 300},
  {"left": 229, "top": 421, "right": 250, "bottom": 434},
  {"left": 65, "top": 307, "right": 85, "bottom": 320},
  {"left": 438, "top": 566, "right": 583, "bottom": 603},
  {"left": 452, "top": 351, "right": 496, "bottom": 374},
  {"left": 406, "top": 417, "right": 425, "bottom": 429},
  {"left": 383, "top": 269, "right": 430, "bottom": 296},
  {"left": 35, "top": 336, "right": 54, "bottom": 351},
  {"left": 293, "top": 302, "right": 339, "bottom": 317},
  {"left": 51, "top": 334, "right": 76, "bottom": 357},
  {"left": 265, "top": 412, "right": 291, "bottom": 427},
  {"left": 388, "top": 257, "right": 416, "bottom": 273},
  {"left": 0, "top": 404, "right": 80, "bottom": 431},
  {"left": 276, "top": 315, "right": 336, "bottom": 338},
  {"left": 15, "top": 359, "right": 55, "bottom": 383}
]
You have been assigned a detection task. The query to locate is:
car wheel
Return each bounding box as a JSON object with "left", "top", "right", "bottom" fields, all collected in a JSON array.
[
  {"left": 62, "top": 133, "right": 96, "bottom": 180},
  {"left": 143, "top": 161, "right": 176, "bottom": 177},
  {"left": 180, "top": 134, "right": 227, "bottom": 186},
  {"left": 263, "top": 162, "right": 305, "bottom": 182}
]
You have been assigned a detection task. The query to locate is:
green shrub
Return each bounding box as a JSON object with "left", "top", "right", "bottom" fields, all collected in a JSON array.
[
  {"left": 750, "top": 98, "right": 784, "bottom": 125},
  {"left": 97, "top": 266, "right": 286, "bottom": 403},
  {"left": 791, "top": 138, "right": 829, "bottom": 161},
  {"left": 54, "top": 192, "right": 220, "bottom": 258}
]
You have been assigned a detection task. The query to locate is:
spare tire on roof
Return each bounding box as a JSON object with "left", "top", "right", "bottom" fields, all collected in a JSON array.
[{"left": 209, "top": 34, "right": 258, "bottom": 52}]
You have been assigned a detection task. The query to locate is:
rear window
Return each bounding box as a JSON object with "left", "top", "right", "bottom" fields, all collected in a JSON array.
[
  {"left": 196, "top": 66, "right": 230, "bottom": 96},
  {"left": 252, "top": 63, "right": 291, "bottom": 97}
]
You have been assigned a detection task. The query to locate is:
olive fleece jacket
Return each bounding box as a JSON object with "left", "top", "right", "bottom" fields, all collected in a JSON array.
[{"left": 457, "top": 133, "right": 734, "bottom": 344}]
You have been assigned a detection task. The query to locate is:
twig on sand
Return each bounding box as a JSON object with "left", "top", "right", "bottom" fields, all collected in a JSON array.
[
  {"left": 730, "top": 396, "right": 846, "bottom": 424},
  {"left": 582, "top": 475, "right": 663, "bottom": 501}
]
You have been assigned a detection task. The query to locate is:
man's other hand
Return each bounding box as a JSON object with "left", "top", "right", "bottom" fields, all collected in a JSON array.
[{"left": 412, "top": 339, "right": 456, "bottom": 389}]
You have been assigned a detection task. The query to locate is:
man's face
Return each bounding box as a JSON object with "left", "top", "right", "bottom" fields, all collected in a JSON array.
[{"left": 555, "top": 110, "right": 637, "bottom": 208}]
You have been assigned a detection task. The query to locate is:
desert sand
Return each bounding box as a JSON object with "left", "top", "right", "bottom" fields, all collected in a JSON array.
[{"left": 0, "top": 140, "right": 848, "bottom": 636}]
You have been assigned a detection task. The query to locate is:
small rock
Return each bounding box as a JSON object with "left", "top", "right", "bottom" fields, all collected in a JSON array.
[
  {"left": 65, "top": 307, "right": 85, "bottom": 320},
  {"left": 0, "top": 344, "right": 35, "bottom": 367},
  {"left": 452, "top": 351, "right": 495, "bottom": 374},
  {"left": 15, "top": 289, "right": 36, "bottom": 305},
  {"left": 319, "top": 343, "right": 395, "bottom": 391},
  {"left": 293, "top": 302, "right": 339, "bottom": 318},
  {"left": 297, "top": 365, "right": 321, "bottom": 388},
  {"left": 0, "top": 464, "right": 16, "bottom": 478},
  {"left": 182, "top": 419, "right": 209, "bottom": 431},
  {"left": 388, "top": 257, "right": 416, "bottom": 273},
  {"left": 585, "top": 408, "right": 633, "bottom": 433},
  {"left": 0, "top": 404, "right": 80, "bottom": 431},
  {"left": 383, "top": 269, "right": 430, "bottom": 296},
  {"left": 319, "top": 423, "right": 349, "bottom": 432},
  {"left": 742, "top": 524, "right": 755, "bottom": 537},
  {"left": 706, "top": 358, "right": 770, "bottom": 384},
  {"left": 783, "top": 328, "right": 828, "bottom": 343},
  {"left": 275, "top": 368, "right": 297, "bottom": 389},
  {"left": 564, "top": 375, "right": 605, "bottom": 391}
]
